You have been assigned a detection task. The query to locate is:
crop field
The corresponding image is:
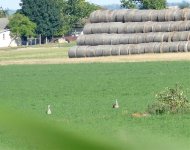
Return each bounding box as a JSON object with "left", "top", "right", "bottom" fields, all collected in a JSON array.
[{"left": 1, "top": 56, "right": 190, "bottom": 149}]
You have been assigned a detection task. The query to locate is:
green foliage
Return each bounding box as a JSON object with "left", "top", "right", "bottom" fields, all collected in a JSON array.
[
  {"left": 8, "top": 13, "right": 36, "bottom": 38},
  {"left": 19, "top": 0, "right": 63, "bottom": 38},
  {"left": 61, "top": 0, "right": 101, "bottom": 34},
  {"left": 148, "top": 84, "right": 190, "bottom": 115},
  {"left": 0, "top": 6, "right": 7, "bottom": 18},
  {"left": 178, "top": 0, "right": 190, "bottom": 9},
  {"left": 120, "top": 0, "right": 166, "bottom": 9}
]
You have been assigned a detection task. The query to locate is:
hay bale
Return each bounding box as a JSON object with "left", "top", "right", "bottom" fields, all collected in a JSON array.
[
  {"left": 154, "top": 33, "right": 165, "bottom": 42},
  {"left": 150, "top": 10, "right": 158, "bottom": 21},
  {"left": 119, "top": 35, "right": 130, "bottom": 44},
  {"left": 102, "top": 45, "right": 112, "bottom": 56},
  {"left": 124, "top": 9, "right": 137, "bottom": 22},
  {"left": 120, "top": 45, "right": 130, "bottom": 55},
  {"left": 158, "top": 10, "right": 167, "bottom": 22},
  {"left": 115, "top": 9, "right": 126, "bottom": 22},
  {"left": 86, "top": 47, "right": 96, "bottom": 57},
  {"left": 187, "top": 42, "right": 190, "bottom": 51},
  {"left": 183, "top": 9, "right": 190, "bottom": 21},
  {"left": 178, "top": 42, "right": 188, "bottom": 52},
  {"left": 145, "top": 33, "right": 155, "bottom": 43},
  {"left": 141, "top": 10, "right": 152, "bottom": 22},
  {"left": 111, "top": 45, "right": 120, "bottom": 56},
  {"left": 103, "top": 34, "right": 112, "bottom": 45},
  {"left": 91, "top": 23, "right": 103, "bottom": 34},
  {"left": 135, "top": 24, "right": 144, "bottom": 33},
  {"left": 129, "top": 44, "right": 139, "bottom": 54},
  {"left": 77, "top": 35, "right": 86, "bottom": 45},
  {"left": 153, "top": 43, "right": 161, "bottom": 53},
  {"left": 111, "top": 35, "right": 120, "bottom": 45},
  {"left": 133, "top": 10, "right": 142, "bottom": 22},
  {"left": 83, "top": 24, "right": 92, "bottom": 34},
  {"left": 169, "top": 42, "right": 180, "bottom": 52},
  {"left": 160, "top": 43, "right": 170, "bottom": 53},
  {"left": 76, "top": 46, "right": 88, "bottom": 57},
  {"left": 143, "top": 22, "right": 153, "bottom": 33},
  {"left": 68, "top": 46, "right": 77, "bottom": 58},
  {"left": 109, "top": 22, "right": 121, "bottom": 33},
  {"left": 174, "top": 9, "right": 183, "bottom": 21},
  {"left": 144, "top": 43, "right": 154, "bottom": 53}
]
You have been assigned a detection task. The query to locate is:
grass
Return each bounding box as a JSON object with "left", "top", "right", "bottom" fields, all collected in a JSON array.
[
  {"left": 1, "top": 61, "right": 190, "bottom": 149},
  {"left": 0, "top": 42, "right": 76, "bottom": 61}
]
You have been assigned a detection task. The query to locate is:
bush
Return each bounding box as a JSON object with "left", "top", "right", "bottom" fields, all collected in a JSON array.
[{"left": 148, "top": 84, "right": 190, "bottom": 115}]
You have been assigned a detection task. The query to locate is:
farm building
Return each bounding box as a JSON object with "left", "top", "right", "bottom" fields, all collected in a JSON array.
[
  {"left": 0, "top": 18, "right": 18, "bottom": 48},
  {"left": 69, "top": 9, "right": 190, "bottom": 58}
]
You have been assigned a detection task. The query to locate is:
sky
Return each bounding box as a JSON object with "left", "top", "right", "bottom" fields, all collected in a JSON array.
[{"left": 0, "top": 0, "right": 187, "bottom": 10}]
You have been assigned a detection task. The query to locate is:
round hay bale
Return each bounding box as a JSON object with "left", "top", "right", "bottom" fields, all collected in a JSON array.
[
  {"left": 128, "top": 34, "right": 138, "bottom": 44},
  {"left": 95, "top": 46, "right": 103, "bottom": 57},
  {"left": 158, "top": 10, "right": 167, "bottom": 22},
  {"left": 160, "top": 22, "right": 171, "bottom": 32},
  {"left": 77, "top": 35, "right": 86, "bottom": 45},
  {"left": 115, "top": 9, "right": 126, "bottom": 22},
  {"left": 91, "top": 23, "right": 102, "bottom": 34},
  {"left": 153, "top": 43, "right": 161, "bottom": 53},
  {"left": 84, "top": 35, "right": 95, "bottom": 46},
  {"left": 187, "top": 42, "right": 190, "bottom": 52},
  {"left": 143, "top": 22, "right": 153, "bottom": 33},
  {"left": 153, "top": 32, "right": 169, "bottom": 42},
  {"left": 68, "top": 46, "right": 77, "bottom": 58},
  {"left": 89, "top": 11, "right": 99, "bottom": 23},
  {"left": 119, "top": 35, "right": 130, "bottom": 44},
  {"left": 182, "top": 9, "right": 190, "bottom": 21},
  {"left": 150, "top": 10, "right": 158, "bottom": 21},
  {"left": 130, "top": 44, "right": 140, "bottom": 54},
  {"left": 83, "top": 24, "right": 92, "bottom": 34},
  {"left": 133, "top": 10, "right": 142, "bottom": 22},
  {"left": 135, "top": 24, "right": 144, "bottom": 33},
  {"left": 111, "top": 45, "right": 120, "bottom": 56},
  {"left": 180, "top": 31, "right": 190, "bottom": 41},
  {"left": 174, "top": 9, "right": 183, "bottom": 21},
  {"left": 101, "top": 23, "right": 110, "bottom": 33},
  {"left": 165, "top": 9, "right": 175, "bottom": 21},
  {"left": 124, "top": 9, "right": 137, "bottom": 22},
  {"left": 137, "top": 44, "right": 145, "bottom": 54},
  {"left": 137, "top": 34, "right": 145, "bottom": 43},
  {"left": 102, "top": 34, "right": 112, "bottom": 45},
  {"left": 152, "top": 23, "right": 162, "bottom": 32},
  {"left": 169, "top": 42, "right": 180, "bottom": 52},
  {"left": 144, "top": 43, "right": 154, "bottom": 53},
  {"left": 76, "top": 46, "right": 89, "bottom": 57},
  {"left": 102, "top": 45, "right": 112, "bottom": 56},
  {"left": 178, "top": 22, "right": 188, "bottom": 31},
  {"left": 145, "top": 33, "right": 155, "bottom": 43},
  {"left": 120, "top": 45, "right": 130, "bottom": 55},
  {"left": 111, "top": 35, "right": 120, "bottom": 45},
  {"left": 86, "top": 46, "right": 96, "bottom": 57},
  {"left": 118, "top": 23, "right": 125, "bottom": 34},
  {"left": 172, "top": 32, "right": 182, "bottom": 42},
  {"left": 178, "top": 42, "right": 188, "bottom": 52},
  {"left": 107, "top": 10, "right": 117, "bottom": 22},
  {"left": 93, "top": 34, "right": 104, "bottom": 45},
  {"left": 141, "top": 10, "right": 151, "bottom": 22},
  {"left": 160, "top": 43, "right": 170, "bottom": 53},
  {"left": 126, "top": 22, "right": 139, "bottom": 33},
  {"left": 109, "top": 22, "right": 121, "bottom": 33}
]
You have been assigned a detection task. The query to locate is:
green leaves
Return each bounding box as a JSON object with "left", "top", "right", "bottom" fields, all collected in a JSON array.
[
  {"left": 8, "top": 13, "right": 36, "bottom": 38},
  {"left": 120, "top": 0, "right": 166, "bottom": 9}
]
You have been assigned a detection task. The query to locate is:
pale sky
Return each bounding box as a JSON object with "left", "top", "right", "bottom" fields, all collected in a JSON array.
[{"left": 0, "top": 0, "right": 187, "bottom": 10}]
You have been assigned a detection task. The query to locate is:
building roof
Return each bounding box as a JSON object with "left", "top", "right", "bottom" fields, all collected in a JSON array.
[{"left": 0, "top": 18, "right": 9, "bottom": 32}]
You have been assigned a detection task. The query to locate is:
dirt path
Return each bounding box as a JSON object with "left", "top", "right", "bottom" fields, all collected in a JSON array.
[{"left": 1, "top": 53, "right": 190, "bottom": 66}]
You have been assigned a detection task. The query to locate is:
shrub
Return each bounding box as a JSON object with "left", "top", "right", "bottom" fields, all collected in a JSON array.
[{"left": 148, "top": 84, "right": 190, "bottom": 115}]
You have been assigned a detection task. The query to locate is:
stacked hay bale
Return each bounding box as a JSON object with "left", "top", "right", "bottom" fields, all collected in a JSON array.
[{"left": 69, "top": 9, "right": 190, "bottom": 58}]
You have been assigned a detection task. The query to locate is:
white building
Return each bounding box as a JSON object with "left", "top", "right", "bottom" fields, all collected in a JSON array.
[{"left": 0, "top": 18, "right": 18, "bottom": 48}]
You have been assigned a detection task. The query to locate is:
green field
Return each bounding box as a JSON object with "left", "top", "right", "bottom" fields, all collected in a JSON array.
[{"left": 0, "top": 61, "right": 190, "bottom": 149}]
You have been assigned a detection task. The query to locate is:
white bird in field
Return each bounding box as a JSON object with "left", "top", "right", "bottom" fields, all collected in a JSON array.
[
  {"left": 47, "top": 105, "right": 52, "bottom": 115},
  {"left": 113, "top": 99, "right": 119, "bottom": 109}
]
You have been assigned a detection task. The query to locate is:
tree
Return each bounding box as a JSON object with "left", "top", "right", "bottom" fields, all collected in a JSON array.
[
  {"left": 178, "top": 1, "right": 190, "bottom": 9},
  {"left": 0, "top": 6, "right": 8, "bottom": 18},
  {"left": 121, "top": 0, "right": 166, "bottom": 9},
  {"left": 7, "top": 13, "right": 36, "bottom": 46},
  {"left": 60, "top": 0, "right": 101, "bottom": 35},
  {"left": 19, "top": 0, "right": 63, "bottom": 40}
]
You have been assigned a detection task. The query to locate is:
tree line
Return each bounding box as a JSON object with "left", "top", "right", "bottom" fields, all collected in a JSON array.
[{"left": 8, "top": 0, "right": 100, "bottom": 43}]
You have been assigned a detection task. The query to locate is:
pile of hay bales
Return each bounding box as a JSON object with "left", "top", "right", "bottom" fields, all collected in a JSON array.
[{"left": 69, "top": 9, "right": 190, "bottom": 58}]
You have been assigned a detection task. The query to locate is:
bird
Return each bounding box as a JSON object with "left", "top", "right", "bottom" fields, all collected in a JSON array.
[
  {"left": 113, "top": 99, "right": 119, "bottom": 109},
  {"left": 47, "top": 105, "right": 52, "bottom": 115}
]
